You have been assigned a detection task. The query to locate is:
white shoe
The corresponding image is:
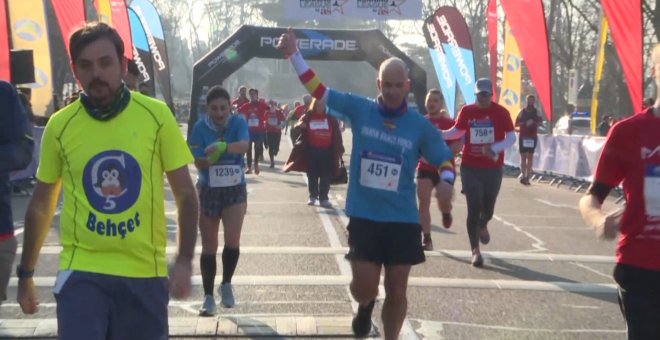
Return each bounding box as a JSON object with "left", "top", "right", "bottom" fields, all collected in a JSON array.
[{"left": 307, "top": 198, "right": 317, "bottom": 206}]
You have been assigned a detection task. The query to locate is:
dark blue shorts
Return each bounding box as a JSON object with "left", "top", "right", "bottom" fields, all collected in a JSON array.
[
  {"left": 198, "top": 184, "right": 247, "bottom": 219},
  {"left": 345, "top": 217, "right": 425, "bottom": 266},
  {"left": 54, "top": 271, "right": 169, "bottom": 340}
]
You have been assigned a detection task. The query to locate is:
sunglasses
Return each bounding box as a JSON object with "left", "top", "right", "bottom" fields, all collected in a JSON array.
[{"left": 477, "top": 91, "right": 493, "bottom": 97}]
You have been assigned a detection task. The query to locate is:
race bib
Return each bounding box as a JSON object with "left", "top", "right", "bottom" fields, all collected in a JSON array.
[
  {"left": 209, "top": 160, "right": 242, "bottom": 188},
  {"left": 359, "top": 151, "right": 402, "bottom": 192},
  {"left": 268, "top": 117, "right": 279, "bottom": 126},
  {"left": 470, "top": 122, "right": 495, "bottom": 144},
  {"left": 248, "top": 117, "right": 260, "bottom": 127},
  {"left": 644, "top": 164, "right": 660, "bottom": 217},
  {"left": 310, "top": 119, "right": 329, "bottom": 130},
  {"left": 522, "top": 138, "right": 535, "bottom": 148}
]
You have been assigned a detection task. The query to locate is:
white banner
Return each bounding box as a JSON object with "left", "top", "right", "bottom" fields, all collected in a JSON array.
[{"left": 285, "top": 0, "right": 422, "bottom": 20}]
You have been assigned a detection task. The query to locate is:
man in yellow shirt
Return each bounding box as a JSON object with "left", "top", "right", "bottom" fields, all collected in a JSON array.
[{"left": 16, "top": 22, "right": 199, "bottom": 339}]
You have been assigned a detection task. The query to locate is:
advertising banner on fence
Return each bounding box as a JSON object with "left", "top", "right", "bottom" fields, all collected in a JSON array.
[
  {"left": 8, "top": 0, "right": 53, "bottom": 116},
  {"left": 285, "top": 0, "right": 422, "bottom": 20},
  {"left": 500, "top": 21, "right": 522, "bottom": 121}
]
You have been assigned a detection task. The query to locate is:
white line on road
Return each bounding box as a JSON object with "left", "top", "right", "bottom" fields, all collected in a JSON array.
[
  {"left": 18, "top": 246, "right": 616, "bottom": 263},
  {"left": 570, "top": 262, "right": 613, "bottom": 280},
  {"left": 9, "top": 275, "right": 618, "bottom": 293},
  {"left": 493, "top": 215, "right": 548, "bottom": 252},
  {"left": 534, "top": 198, "right": 580, "bottom": 211},
  {"left": 413, "top": 319, "right": 625, "bottom": 334},
  {"left": 0, "top": 300, "right": 349, "bottom": 309}
]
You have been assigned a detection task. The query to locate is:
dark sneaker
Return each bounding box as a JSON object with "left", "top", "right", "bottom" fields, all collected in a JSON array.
[
  {"left": 352, "top": 299, "right": 375, "bottom": 338},
  {"left": 422, "top": 234, "right": 433, "bottom": 251},
  {"left": 442, "top": 212, "right": 453, "bottom": 229},
  {"left": 480, "top": 227, "right": 490, "bottom": 245},
  {"left": 471, "top": 253, "right": 484, "bottom": 267}
]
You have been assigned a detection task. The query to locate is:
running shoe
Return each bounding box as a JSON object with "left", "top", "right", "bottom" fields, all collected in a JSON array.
[
  {"left": 480, "top": 227, "right": 490, "bottom": 245},
  {"left": 422, "top": 234, "right": 433, "bottom": 251},
  {"left": 245, "top": 167, "right": 252, "bottom": 174},
  {"left": 471, "top": 252, "right": 484, "bottom": 267},
  {"left": 219, "top": 283, "right": 235, "bottom": 308},
  {"left": 319, "top": 200, "right": 332, "bottom": 208},
  {"left": 199, "top": 295, "right": 216, "bottom": 316},
  {"left": 307, "top": 198, "right": 317, "bottom": 206},
  {"left": 442, "top": 212, "right": 453, "bottom": 229},
  {"left": 351, "top": 299, "right": 375, "bottom": 338}
]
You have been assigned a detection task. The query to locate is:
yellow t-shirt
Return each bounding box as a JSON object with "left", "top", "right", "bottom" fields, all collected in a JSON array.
[{"left": 37, "top": 93, "right": 193, "bottom": 278}]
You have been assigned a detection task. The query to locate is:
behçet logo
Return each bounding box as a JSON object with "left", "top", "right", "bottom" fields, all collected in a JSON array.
[{"left": 83, "top": 150, "right": 142, "bottom": 214}]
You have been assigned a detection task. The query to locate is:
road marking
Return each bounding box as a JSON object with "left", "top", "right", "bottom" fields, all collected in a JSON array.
[
  {"left": 570, "top": 262, "right": 612, "bottom": 279},
  {"left": 493, "top": 215, "right": 547, "bottom": 252},
  {"left": 18, "top": 246, "right": 615, "bottom": 263},
  {"left": 534, "top": 198, "right": 579, "bottom": 211},
  {"left": 12, "top": 275, "right": 617, "bottom": 293},
  {"left": 412, "top": 319, "right": 625, "bottom": 334},
  {"left": 0, "top": 300, "right": 349, "bottom": 309}
]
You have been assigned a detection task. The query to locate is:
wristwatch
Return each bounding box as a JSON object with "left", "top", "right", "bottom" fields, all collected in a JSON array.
[{"left": 16, "top": 265, "right": 34, "bottom": 279}]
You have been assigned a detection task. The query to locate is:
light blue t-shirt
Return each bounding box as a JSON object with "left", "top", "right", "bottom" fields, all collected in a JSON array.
[
  {"left": 188, "top": 114, "right": 249, "bottom": 187},
  {"left": 327, "top": 89, "right": 452, "bottom": 223}
]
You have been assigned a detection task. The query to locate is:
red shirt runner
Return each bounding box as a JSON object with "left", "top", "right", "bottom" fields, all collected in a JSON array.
[
  {"left": 516, "top": 107, "right": 543, "bottom": 138},
  {"left": 307, "top": 115, "right": 332, "bottom": 149},
  {"left": 455, "top": 102, "right": 515, "bottom": 168},
  {"left": 593, "top": 108, "right": 660, "bottom": 270},
  {"left": 418, "top": 115, "right": 456, "bottom": 172},
  {"left": 265, "top": 108, "right": 286, "bottom": 133},
  {"left": 238, "top": 101, "right": 269, "bottom": 133},
  {"left": 232, "top": 96, "right": 249, "bottom": 108}
]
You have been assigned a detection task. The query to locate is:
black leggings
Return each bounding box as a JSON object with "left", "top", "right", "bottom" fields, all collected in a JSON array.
[
  {"left": 460, "top": 165, "right": 503, "bottom": 249},
  {"left": 246, "top": 140, "right": 263, "bottom": 168},
  {"left": 614, "top": 263, "right": 660, "bottom": 340}
]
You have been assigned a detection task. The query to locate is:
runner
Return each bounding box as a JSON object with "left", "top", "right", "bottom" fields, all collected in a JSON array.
[
  {"left": 578, "top": 43, "right": 660, "bottom": 340},
  {"left": 265, "top": 100, "right": 286, "bottom": 168},
  {"left": 416, "top": 89, "right": 462, "bottom": 251},
  {"left": 237, "top": 88, "right": 269, "bottom": 175},
  {"left": 231, "top": 85, "right": 249, "bottom": 109},
  {"left": 515, "top": 95, "right": 542, "bottom": 185},
  {"left": 189, "top": 85, "right": 249, "bottom": 315},
  {"left": 442, "top": 78, "right": 516, "bottom": 267},
  {"left": 16, "top": 22, "right": 198, "bottom": 339},
  {"left": 277, "top": 29, "right": 453, "bottom": 340}
]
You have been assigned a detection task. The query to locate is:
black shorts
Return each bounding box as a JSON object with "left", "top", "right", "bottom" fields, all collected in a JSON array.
[
  {"left": 416, "top": 168, "right": 440, "bottom": 186},
  {"left": 519, "top": 136, "right": 538, "bottom": 153},
  {"left": 345, "top": 217, "right": 425, "bottom": 266},
  {"left": 198, "top": 184, "right": 247, "bottom": 218}
]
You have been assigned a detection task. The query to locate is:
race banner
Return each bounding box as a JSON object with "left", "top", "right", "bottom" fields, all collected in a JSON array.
[
  {"left": 500, "top": 0, "right": 552, "bottom": 121},
  {"left": 130, "top": 0, "right": 172, "bottom": 104},
  {"left": 8, "top": 0, "right": 53, "bottom": 116},
  {"left": 423, "top": 11, "right": 457, "bottom": 116},
  {"left": 487, "top": 0, "right": 498, "bottom": 98},
  {"left": 95, "top": 0, "right": 133, "bottom": 60},
  {"left": 285, "top": 0, "right": 422, "bottom": 20},
  {"left": 602, "top": 0, "right": 642, "bottom": 113},
  {"left": 500, "top": 21, "right": 522, "bottom": 121},
  {"left": 51, "top": 0, "right": 86, "bottom": 60},
  {"left": 0, "top": 0, "right": 10, "bottom": 80},
  {"left": 128, "top": 7, "right": 155, "bottom": 94},
  {"left": 423, "top": 6, "right": 476, "bottom": 114},
  {"left": 590, "top": 15, "right": 608, "bottom": 134}
]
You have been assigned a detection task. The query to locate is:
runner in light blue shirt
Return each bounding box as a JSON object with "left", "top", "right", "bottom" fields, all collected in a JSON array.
[{"left": 277, "top": 29, "right": 454, "bottom": 340}]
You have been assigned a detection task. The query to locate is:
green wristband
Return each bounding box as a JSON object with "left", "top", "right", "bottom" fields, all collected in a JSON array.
[{"left": 208, "top": 141, "right": 228, "bottom": 163}]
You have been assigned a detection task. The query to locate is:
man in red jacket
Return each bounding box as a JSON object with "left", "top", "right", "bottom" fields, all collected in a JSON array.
[{"left": 238, "top": 88, "right": 269, "bottom": 174}]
